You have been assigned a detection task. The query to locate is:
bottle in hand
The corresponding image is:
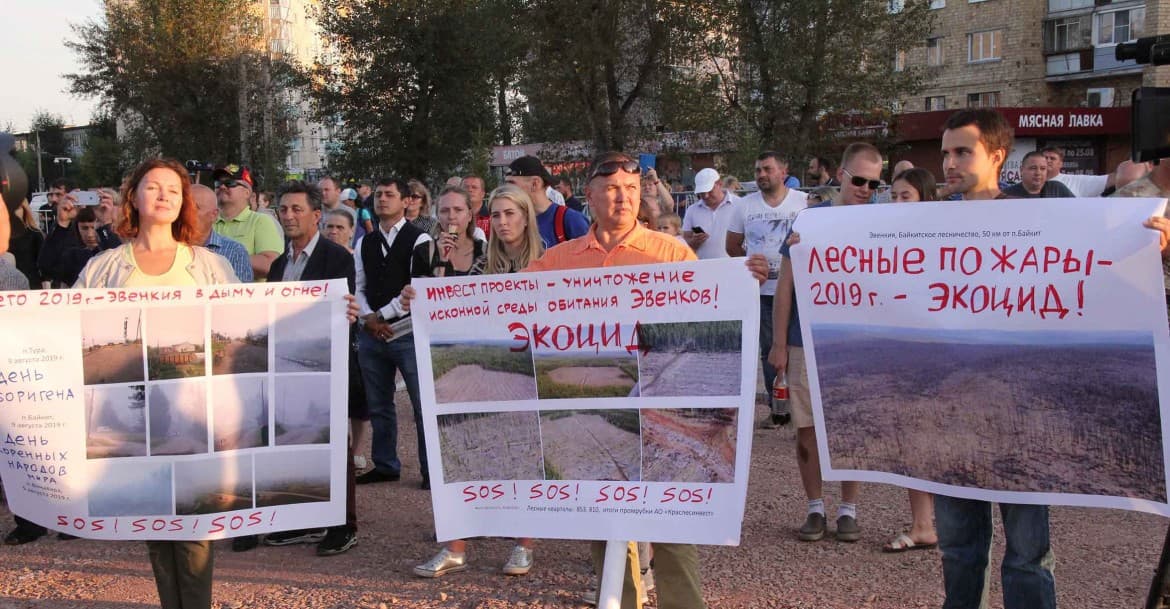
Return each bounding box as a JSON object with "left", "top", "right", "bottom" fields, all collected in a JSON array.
[{"left": 771, "top": 375, "right": 791, "bottom": 427}]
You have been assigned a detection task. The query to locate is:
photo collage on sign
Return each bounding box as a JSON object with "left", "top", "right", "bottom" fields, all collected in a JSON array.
[
  {"left": 81, "top": 302, "right": 333, "bottom": 518},
  {"left": 431, "top": 320, "right": 743, "bottom": 485}
]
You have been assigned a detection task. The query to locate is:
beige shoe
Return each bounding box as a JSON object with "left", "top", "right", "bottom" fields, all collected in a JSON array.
[
  {"left": 501, "top": 545, "right": 533, "bottom": 575},
  {"left": 413, "top": 548, "right": 467, "bottom": 578}
]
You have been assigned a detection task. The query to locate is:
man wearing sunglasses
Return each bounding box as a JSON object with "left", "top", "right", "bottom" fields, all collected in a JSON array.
[
  {"left": 725, "top": 151, "right": 807, "bottom": 429},
  {"left": 213, "top": 164, "right": 283, "bottom": 280}
]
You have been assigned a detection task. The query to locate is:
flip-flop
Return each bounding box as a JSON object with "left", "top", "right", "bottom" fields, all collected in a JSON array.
[{"left": 882, "top": 533, "right": 938, "bottom": 553}]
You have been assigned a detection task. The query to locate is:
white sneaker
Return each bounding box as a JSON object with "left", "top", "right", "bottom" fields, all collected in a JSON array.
[
  {"left": 413, "top": 548, "right": 467, "bottom": 578},
  {"left": 501, "top": 544, "right": 533, "bottom": 575},
  {"left": 353, "top": 455, "right": 367, "bottom": 470}
]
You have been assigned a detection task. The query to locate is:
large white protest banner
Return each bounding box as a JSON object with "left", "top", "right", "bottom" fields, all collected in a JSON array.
[
  {"left": 411, "top": 258, "right": 758, "bottom": 545},
  {"left": 789, "top": 197, "right": 1170, "bottom": 515},
  {"left": 0, "top": 280, "right": 349, "bottom": 540}
]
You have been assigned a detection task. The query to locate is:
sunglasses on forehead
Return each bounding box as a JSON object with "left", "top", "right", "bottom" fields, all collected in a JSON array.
[
  {"left": 589, "top": 159, "right": 640, "bottom": 180},
  {"left": 843, "top": 168, "right": 881, "bottom": 190}
]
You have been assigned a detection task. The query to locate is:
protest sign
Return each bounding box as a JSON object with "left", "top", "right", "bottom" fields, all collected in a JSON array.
[
  {"left": 788, "top": 197, "right": 1170, "bottom": 515},
  {"left": 0, "top": 280, "right": 349, "bottom": 540},
  {"left": 411, "top": 258, "right": 758, "bottom": 545}
]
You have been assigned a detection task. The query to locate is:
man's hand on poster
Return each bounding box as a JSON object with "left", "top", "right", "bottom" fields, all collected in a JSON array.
[
  {"left": 1143, "top": 216, "right": 1170, "bottom": 256},
  {"left": 400, "top": 285, "right": 416, "bottom": 312},
  {"left": 745, "top": 254, "right": 769, "bottom": 284},
  {"left": 786, "top": 231, "right": 801, "bottom": 247},
  {"left": 344, "top": 294, "right": 360, "bottom": 324}
]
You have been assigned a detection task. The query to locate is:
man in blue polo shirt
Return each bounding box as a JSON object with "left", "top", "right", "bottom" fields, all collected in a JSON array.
[{"left": 504, "top": 156, "right": 589, "bottom": 249}]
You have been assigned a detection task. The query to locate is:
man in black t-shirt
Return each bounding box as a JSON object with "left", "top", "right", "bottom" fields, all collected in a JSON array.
[{"left": 1002, "top": 151, "right": 1075, "bottom": 199}]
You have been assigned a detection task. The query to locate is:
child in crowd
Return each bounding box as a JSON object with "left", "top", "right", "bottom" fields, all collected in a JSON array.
[{"left": 655, "top": 212, "right": 686, "bottom": 244}]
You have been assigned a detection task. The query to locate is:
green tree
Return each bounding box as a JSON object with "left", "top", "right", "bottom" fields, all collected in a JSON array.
[
  {"left": 76, "top": 110, "right": 124, "bottom": 188},
  {"left": 689, "top": 0, "right": 935, "bottom": 167},
  {"left": 66, "top": 0, "right": 299, "bottom": 189},
  {"left": 310, "top": 0, "right": 504, "bottom": 179}
]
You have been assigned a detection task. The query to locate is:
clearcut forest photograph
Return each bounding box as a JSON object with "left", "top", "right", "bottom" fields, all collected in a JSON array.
[
  {"left": 638, "top": 321, "right": 742, "bottom": 397},
  {"left": 812, "top": 324, "right": 1166, "bottom": 502},
  {"left": 430, "top": 339, "right": 537, "bottom": 404},
  {"left": 438, "top": 411, "right": 544, "bottom": 482}
]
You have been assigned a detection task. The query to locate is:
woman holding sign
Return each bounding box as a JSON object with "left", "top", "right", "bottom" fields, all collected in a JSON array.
[
  {"left": 413, "top": 184, "right": 543, "bottom": 578},
  {"left": 74, "top": 159, "right": 358, "bottom": 609}
]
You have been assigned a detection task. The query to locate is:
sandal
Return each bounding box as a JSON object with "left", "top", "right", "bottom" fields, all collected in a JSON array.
[{"left": 883, "top": 533, "right": 937, "bottom": 553}]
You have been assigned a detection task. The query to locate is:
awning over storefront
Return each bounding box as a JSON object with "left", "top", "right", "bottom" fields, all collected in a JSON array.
[{"left": 895, "top": 107, "right": 1131, "bottom": 141}]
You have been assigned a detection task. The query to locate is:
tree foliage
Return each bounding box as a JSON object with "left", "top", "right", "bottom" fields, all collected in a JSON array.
[
  {"left": 66, "top": 0, "right": 300, "bottom": 189},
  {"left": 310, "top": 0, "right": 508, "bottom": 180},
  {"left": 688, "top": 0, "right": 935, "bottom": 167},
  {"left": 76, "top": 110, "right": 125, "bottom": 188}
]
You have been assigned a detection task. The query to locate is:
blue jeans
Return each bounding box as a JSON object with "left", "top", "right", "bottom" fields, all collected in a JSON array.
[
  {"left": 759, "top": 295, "right": 779, "bottom": 410},
  {"left": 935, "top": 496, "right": 1055, "bottom": 609},
  {"left": 356, "top": 331, "right": 427, "bottom": 479}
]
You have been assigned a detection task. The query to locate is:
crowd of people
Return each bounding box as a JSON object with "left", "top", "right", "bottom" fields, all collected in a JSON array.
[{"left": 2, "top": 106, "right": 1170, "bottom": 609}]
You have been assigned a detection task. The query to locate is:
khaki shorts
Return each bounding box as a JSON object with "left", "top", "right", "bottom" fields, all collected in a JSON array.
[{"left": 788, "top": 346, "right": 814, "bottom": 429}]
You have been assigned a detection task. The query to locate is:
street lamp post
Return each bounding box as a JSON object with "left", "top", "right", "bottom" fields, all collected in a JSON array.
[{"left": 53, "top": 157, "right": 72, "bottom": 179}]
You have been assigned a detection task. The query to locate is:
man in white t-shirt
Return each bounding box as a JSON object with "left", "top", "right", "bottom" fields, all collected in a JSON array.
[
  {"left": 1041, "top": 146, "right": 1114, "bottom": 197},
  {"left": 726, "top": 151, "right": 807, "bottom": 426},
  {"left": 682, "top": 167, "right": 737, "bottom": 259}
]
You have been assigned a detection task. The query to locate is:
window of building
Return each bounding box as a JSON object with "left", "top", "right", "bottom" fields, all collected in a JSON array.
[
  {"left": 966, "top": 91, "right": 1000, "bottom": 107},
  {"left": 1043, "top": 16, "right": 1092, "bottom": 54},
  {"left": 931, "top": 0, "right": 945, "bottom": 8},
  {"left": 1096, "top": 7, "right": 1145, "bottom": 46},
  {"left": 927, "top": 38, "right": 944, "bottom": 66},
  {"left": 888, "top": 0, "right": 905, "bottom": 13},
  {"left": 1046, "top": 53, "right": 1083, "bottom": 75},
  {"left": 926, "top": 96, "right": 947, "bottom": 111},
  {"left": 967, "top": 30, "right": 1002, "bottom": 62},
  {"left": 894, "top": 49, "right": 907, "bottom": 72},
  {"left": 1048, "top": 0, "right": 1093, "bottom": 11}
]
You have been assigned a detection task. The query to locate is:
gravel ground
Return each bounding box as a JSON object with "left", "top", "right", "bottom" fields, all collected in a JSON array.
[{"left": 1, "top": 388, "right": 1166, "bottom": 609}]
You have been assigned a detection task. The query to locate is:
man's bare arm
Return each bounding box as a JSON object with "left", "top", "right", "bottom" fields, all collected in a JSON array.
[{"left": 725, "top": 231, "right": 746, "bottom": 257}]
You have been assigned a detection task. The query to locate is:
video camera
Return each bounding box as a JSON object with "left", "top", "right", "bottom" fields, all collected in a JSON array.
[
  {"left": 185, "top": 160, "right": 216, "bottom": 173},
  {"left": 1118, "top": 36, "right": 1170, "bottom": 163}
]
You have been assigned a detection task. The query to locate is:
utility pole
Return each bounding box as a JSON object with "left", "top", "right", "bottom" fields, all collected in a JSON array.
[{"left": 34, "top": 131, "right": 44, "bottom": 192}]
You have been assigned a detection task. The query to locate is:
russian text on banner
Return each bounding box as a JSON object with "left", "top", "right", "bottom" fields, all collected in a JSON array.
[
  {"left": 789, "top": 197, "right": 1170, "bottom": 515},
  {"left": 412, "top": 258, "right": 759, "bottom": 545}
]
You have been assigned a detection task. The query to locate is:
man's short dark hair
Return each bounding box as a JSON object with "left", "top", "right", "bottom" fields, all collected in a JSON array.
[
  {"left": 358, "top": 179, "right": 374, "bottom": 189},
  {"left": 1021, "top": 150, "right": 1047, "bottom": 165},
  {"left": 944, "top": 109, "right": 1014, "bottom": 170},
  {"left": 49, "top": 178, "right": 73, "bottom": 191},
  {"left": 814, "top": 156, "right": 836, "bottom": 173},
  {"left": 556, "top": 174, "right": 572, "bottom": 187},
  {"left": 1040, "top": 146, "right": 1063, "bottom": 160},
  {"left": 376, "top": 177, "right": 412, "bottom": 198},
  {"left": 76, "top": 206, "right": 97, "bottom": 223},
  {"left": 318, "top": 175, "right": 339, "bottom": 188},
  {"left": 756, "top": 151, "right": 789, "bottom": 166},
  {"left": 276, "top": 180, "right": 324, "bottom": 212},
  {"left": 840, "top": 142, "right": 883, "bottom": 169}
]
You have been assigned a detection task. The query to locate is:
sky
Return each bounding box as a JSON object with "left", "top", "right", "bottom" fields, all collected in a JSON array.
[{"left": 3, "top": 1, "right": 104, "bottom": 131}]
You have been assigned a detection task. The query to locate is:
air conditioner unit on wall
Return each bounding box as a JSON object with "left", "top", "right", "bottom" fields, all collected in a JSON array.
[{"left": 1086, "top": 88, "right": 1115, "bottom": 108}]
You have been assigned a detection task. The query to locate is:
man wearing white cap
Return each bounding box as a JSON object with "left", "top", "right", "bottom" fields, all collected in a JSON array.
[{"left": 682, "top": 167, "right": 736, "bottom": 260}]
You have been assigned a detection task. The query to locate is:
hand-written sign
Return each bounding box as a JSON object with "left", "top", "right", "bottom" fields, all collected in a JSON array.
[
  {"left": 411, "top": 259, "right": 759, "bottom": 545},
  {"left": 790, "top": 197, "right": 1170, "bottom": 515},
  {"left": 0, "top": 280, "right": 349, "bottom": 540}
]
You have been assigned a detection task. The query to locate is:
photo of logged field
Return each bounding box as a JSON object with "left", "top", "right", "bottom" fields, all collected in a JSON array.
[
  {"left": 85, "top": 384, "right": 147, "bottom": 459},
  {"left": 274, "top": 302, "right": 331, "bottom": 372},
  {"left": 540, "top": 409, "right": 641, "bottom": 480},
  {"left": 255, "top": 450, "right": 330, "bottom": 507},
  {"left": 88, "top": 460, "right": 173, "bottom": 517},
  {"left": 641, "top": 408, "right": 737, "bottom": 483},
  {"left": 430, "top": 340, "right": 537, "bottom": 404},
  {"left": 81, "top": 309, "right": 144, "bottom": 385},
  {"left": 211, "top": 304, "right": 269, "bottom": 375},
  {"left": 638, "top": 321, "right": 742, "bottom": 397},
  {"left": 813, "top": 324, "right": 1166, "bottom": 502},
  {"left": 535, "top": 350, "right": 638, "bottom": 399},
  {"left": 437, "top": 411, "right": 544, "bottom": 482},
  {"left": 275, "top": 375, "right": 330, "bottom": 446},
  {"left": 149, "top": 381, "right": 209, "bottom": 456},
  {"left": 174, "top": 454, "right": 253, "bottom": 515},
  {"left": 212, "top": 376, "right": 269, "bottom": 451},
  {"left": 146, "top": 306, "right": 206, "bottom": 380}
]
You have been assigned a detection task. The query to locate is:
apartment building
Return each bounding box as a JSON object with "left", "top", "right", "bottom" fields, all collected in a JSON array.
[
  {"left": 266, "top": 0, "right": 335, "bottom": 180},
  {"left": 894, "top": 0, "right": 1167, "bottom": 180}
]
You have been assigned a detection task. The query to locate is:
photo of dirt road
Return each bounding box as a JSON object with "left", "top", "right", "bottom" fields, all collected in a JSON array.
[
  {"left": 430, "top": 340, "right": 537, "bottom": 403},
  {"left": 438, "top": 411, "right": 544, "bottom": 482},
  {"left": 813, "top": 324, "right": 1166, "bottom": 502},
  {"left": 146, "top": 306, "right": 206, "bottom": 380},
  {"left": 255, "top": 450, "right": 330, "bottom": 507},
  {"left": 149, "top": 381, "right": 209, "bottom": 456},
  {"left": 275, "top": 375, "right": 330, "bottom": 446},
  {"left": 539, "top": 410, "right": 641, "bottom": 480},
  {"left": 81, "top": 309, "right": 145, "bottom": 385},
  {"left": 274, "top": 302, "right": 331, "bottom": 372},
  {"left": 174, "top": 454, "right": 253, "bottom": 515},
  {"left": 85, "top": 384, "right": 147, "bottom": 459},
  {"left": 639, "top": 321, "right": 742, "bottom": 397},
  {"left": 212, "top": 304, "right": 269, "bottom": 375},
  {"left": 87, "top": 461, "right": 173, "bottom": 517},
  {"left": 535, "top": 350, "right": 638, "bottom": 399},
  {"left": 212, "top": 376, "right": 270, "bottom": 451},
  {"left": 641, "top": 408, "right": 737, "bottom": 483}
]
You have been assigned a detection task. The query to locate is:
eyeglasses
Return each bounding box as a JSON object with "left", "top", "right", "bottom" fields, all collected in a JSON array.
[
  {"left": 216, "top": 180, "right": 245, "bottom": 189},
  {"left": 843, "top": 168, "right": 881, "bottom": 190},
  {"left": 588, "top": 159, "right": 640, "bottom": 181}
]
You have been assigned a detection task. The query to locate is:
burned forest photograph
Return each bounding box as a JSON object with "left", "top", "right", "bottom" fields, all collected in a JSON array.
[
  {"left": 812, "top": 324, "right": 1166, "bottom": 502},
  {"left": 437, "top": 411, "right": 544, "bottom": 482},
  {"left": 641, "top": 408, "right": 738, "bottom": 483}
]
